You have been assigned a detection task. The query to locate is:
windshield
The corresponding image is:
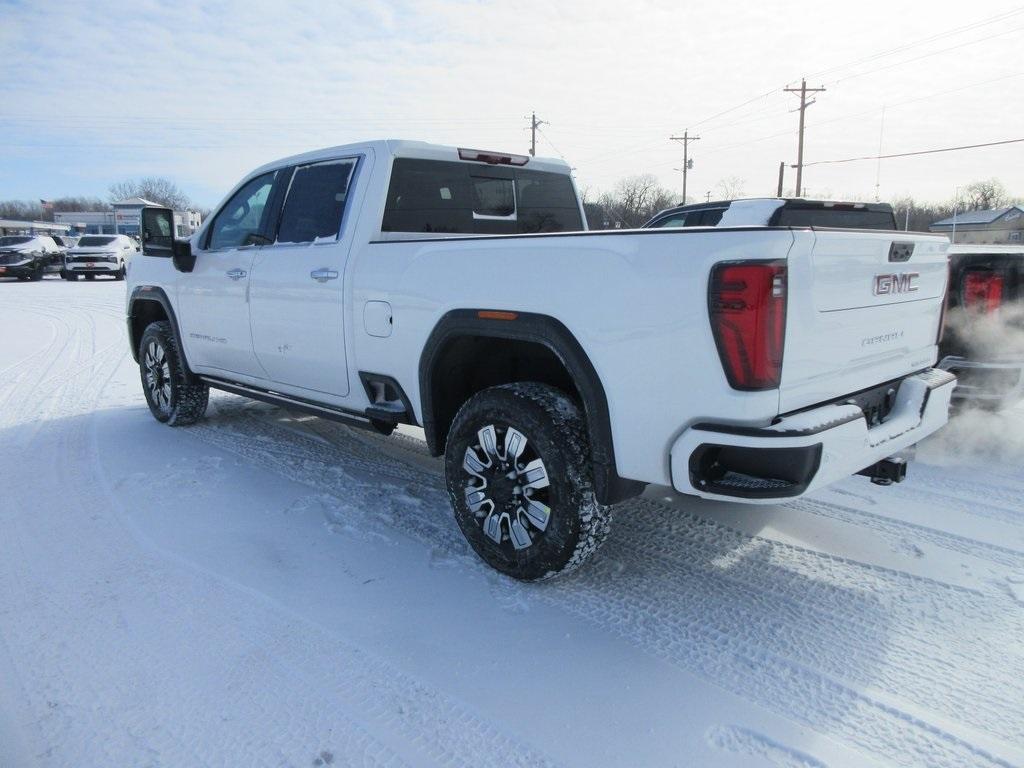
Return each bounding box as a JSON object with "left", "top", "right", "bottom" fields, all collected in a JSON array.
[
  {"left": 77, "top": 236, "right": 117, "bottom": 247},
  {"left": 0, "top": 236, "right": 33, "bottom": 246}
]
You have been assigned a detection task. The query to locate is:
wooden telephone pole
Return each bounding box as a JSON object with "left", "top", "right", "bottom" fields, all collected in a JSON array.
[
  {"left": 528, "top": 112, "right": 546, "bottom": 157},
  {"left": 669, "top": 130, "right": 700, "bottom": 203},
  {"left": 784, "top": 79, "right": 826, "bottom": 197}
]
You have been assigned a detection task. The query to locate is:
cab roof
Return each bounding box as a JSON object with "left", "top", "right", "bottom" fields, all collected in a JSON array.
[{"left": 251, "top": 139, "right": 572, "bottom": 177}]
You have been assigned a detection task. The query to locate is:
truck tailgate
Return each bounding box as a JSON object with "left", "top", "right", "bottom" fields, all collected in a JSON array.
[{"left": 779, "top": 229, "right": 950, "bottom": 413}]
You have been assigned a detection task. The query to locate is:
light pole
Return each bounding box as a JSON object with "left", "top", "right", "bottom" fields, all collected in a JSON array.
[{"left": 951, "top": 186, "right": 962, "bottom": 245}]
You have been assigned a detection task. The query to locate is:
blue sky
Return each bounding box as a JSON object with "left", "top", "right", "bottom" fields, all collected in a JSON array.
[{"left": 2, "top": 0, "right": 1022, "bottom": 208}]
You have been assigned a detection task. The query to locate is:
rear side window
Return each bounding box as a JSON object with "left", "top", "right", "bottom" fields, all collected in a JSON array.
[
  {"left": 277, "top": 159, "right": 358, "bottom": 244},
  {"left": 382, "top": 159, "right": 582, "bottom": 235}
]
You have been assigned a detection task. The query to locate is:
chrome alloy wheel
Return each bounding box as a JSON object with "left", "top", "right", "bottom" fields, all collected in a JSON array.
[
  {"left": 462, "top": 424, "right": 552, "bottom": 551},
  {"left": 144, "top": 341, "right": 172, "bottom": 413}
]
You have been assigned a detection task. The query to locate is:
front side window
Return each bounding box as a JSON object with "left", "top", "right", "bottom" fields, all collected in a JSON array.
[
  {"left": 207, "top": 171, "right": 277, "bottom": 250},
  {"left": 276, "top": 159, "right": 357, "bottom": 244},
  {"left": 0, "top": 236, "right": 33, "bottom": 246}
]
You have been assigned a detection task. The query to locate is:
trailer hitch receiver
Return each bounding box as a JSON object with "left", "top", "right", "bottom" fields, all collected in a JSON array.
[{"left": 856, "top": 456, "right": 907, "bottom": 486}]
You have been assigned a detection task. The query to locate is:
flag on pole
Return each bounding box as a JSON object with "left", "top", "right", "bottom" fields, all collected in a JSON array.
[{"left": 40, "top": 200, "right": 54, "bottom": 211}]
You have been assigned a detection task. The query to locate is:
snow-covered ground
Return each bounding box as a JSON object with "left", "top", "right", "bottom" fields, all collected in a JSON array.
[{"left": 2, "top": 278, "right": 1023, "bottom": 768}]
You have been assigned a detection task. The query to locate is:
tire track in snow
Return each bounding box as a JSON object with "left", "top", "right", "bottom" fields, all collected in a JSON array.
[
  {"left": 793, "top": 497, "right": 1024, "bottom": 570},
  {"left": 184, "top": 404, "right": 1022, "bottom": 768}
]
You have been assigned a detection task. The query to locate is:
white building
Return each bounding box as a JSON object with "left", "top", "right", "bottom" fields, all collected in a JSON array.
[{"left": 55, "top": 198, "right": 202, "bottom": 237}]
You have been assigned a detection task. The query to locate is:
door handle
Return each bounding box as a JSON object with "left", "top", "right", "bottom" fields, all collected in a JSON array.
[
  {"left": 310, "top": 268, "right": 339, "bottom": 283},
  {"left": 226, "top": 268, "right": 247, "bottom": 280}
]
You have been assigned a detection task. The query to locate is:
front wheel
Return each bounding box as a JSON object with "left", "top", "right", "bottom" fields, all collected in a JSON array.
[
  {"left": 84, "top": 273, "right": 95, "bottom": 281},
  {"left": 444, "top": 382, "right": 612, "bottom": 581},
  {"left": 138, "top": 321, "right": 209, "bottom": 426},
  {"left": 114, "top": 262, "right": 126, "bottom": 281}
]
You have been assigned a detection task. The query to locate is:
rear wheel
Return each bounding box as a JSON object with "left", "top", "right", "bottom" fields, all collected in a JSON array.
[
  {"left": 139, "top": 321, "right": 209, "bottom": 426},
  {"left": 444, "top": 382, "right": 612, "bottom": 581},
  {"left": 28, "top": 264, "right": 44, "bottom": 281}
]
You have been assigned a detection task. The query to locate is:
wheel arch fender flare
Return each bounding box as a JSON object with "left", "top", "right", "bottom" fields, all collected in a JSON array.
[
  {"left": 418, "top": 309, "right": 645, "bottom": 505},
  {"left": 128, "top": 286, "right": 192, "bottom": 373}
]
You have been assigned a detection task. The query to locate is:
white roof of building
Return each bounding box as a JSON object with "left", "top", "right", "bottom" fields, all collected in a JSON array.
[{"left": 112, "top": 197, "right": 160, "bottom": 207}]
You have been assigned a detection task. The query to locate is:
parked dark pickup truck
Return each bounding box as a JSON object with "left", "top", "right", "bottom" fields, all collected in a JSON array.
[{"left": 937, "top": 245, "right": 1024, "bottom": 409}]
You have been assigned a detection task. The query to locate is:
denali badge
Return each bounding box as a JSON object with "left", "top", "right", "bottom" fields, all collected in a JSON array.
[{"left": 873, "top": 272, "right": 919, "bottom": 296}]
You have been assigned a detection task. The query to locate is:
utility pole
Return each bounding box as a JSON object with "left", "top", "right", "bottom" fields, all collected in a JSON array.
[
  {"left": 669, "top": 130, "right": 700, "bottom": 202},
  {"left": 776, "top": 161, "right": 785, "bottom": 197},
  {"left": 784, "top": 79, "right": 826, "bottom": 197},
  {"left": 527, "top": 112, "right": 546, "bottom": 157}
]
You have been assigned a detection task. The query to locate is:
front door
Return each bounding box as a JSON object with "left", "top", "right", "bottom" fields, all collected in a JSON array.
[
  {"left": 248, "top": 158, "right": 359, "bottom": 397},
  {"left": 178, "top": 170, "right": 281, "bottom": 378}
]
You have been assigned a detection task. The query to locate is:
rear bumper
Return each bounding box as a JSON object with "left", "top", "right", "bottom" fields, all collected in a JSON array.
[
  {"left": 670, "top": 368, "right": 956, "bottom": 503},
  {"left": 937, "top": 355, "right": 1024, "bottom": 407}
]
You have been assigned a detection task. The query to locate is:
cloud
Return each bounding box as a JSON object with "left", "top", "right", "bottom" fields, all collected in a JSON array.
[{"left": 1, "top": 0, "right": 1022, "bottom": 206}]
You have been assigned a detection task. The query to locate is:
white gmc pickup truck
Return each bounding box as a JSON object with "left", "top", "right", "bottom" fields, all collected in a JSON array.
[{"left": 129, "top": 139, "right": 955, "bottom": 580}]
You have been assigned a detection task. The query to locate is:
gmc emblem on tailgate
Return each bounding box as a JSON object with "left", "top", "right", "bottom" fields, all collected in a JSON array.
[{"left": 873, "top": 272, "right": 919, "bottom": 296}]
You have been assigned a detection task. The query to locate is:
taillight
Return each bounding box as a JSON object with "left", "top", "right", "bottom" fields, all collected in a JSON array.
[
  {"left": 962, "top": 269, "right": 1004, "bottom": 314},
  {"left": 937, "top": 258, "right": 950, "bottom": 344},
  {"left": 709, "top": 261, "right": 787, "bottom": 390}
]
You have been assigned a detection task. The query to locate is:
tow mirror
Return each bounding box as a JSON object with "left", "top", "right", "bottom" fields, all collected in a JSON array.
[
  {"left": 141, "top": 207, "right": 174, "bottom": 256},
  {"left": 141, "top": 205, "right": 195, "bottom": 272}
]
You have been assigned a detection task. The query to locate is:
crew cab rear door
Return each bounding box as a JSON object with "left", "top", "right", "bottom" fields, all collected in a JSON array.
[
  {"left": 779, "top": 229, "right": 950, "bottom": 412},
  {"left": 247, "top": 156, "right": 361, "bottom": 398}
]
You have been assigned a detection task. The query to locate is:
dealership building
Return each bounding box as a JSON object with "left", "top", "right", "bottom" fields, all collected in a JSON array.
[{"left": 54, "top": 198, "right": 203, "bottom": 237}]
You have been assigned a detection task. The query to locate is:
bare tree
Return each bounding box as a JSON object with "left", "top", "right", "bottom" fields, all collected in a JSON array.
[
  {"left": 0, "top": 196, "right": 109, "bottom": 222},
  {"left": 715, "top": 176, "right": 746, "bottom": 200},
  {"left": 596, "top": 174, "right": 675, "bottom": 228},
  {"left": 109, "top": 177, "right": 192, "bottom": 210},
  {"left": 959, "top": 179, "right": 1010, "bottom": 212}
]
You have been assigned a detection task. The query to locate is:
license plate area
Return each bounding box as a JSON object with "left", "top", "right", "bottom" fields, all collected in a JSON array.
[{"left": 840, "top": 379, "right": 901, "bottom": 427}]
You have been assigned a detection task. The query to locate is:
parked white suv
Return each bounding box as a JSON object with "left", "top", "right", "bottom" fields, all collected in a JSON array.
[
  {"left": 127, "top": 139, "right": 955, "bottom": 580},
  {"left": 64, "top": 234, "right": 135, "bottom": 280}
]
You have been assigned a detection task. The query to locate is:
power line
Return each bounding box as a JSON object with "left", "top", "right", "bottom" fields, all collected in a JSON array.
[
  {"left": 806, "top": 7, "right": 1024, "bottom": 80},
  {"left": 801, "top": 136, "right": 1024, "bottom": 167},
  {"left": 825, "top": 23, "right": 1024, "bottom": 86}
]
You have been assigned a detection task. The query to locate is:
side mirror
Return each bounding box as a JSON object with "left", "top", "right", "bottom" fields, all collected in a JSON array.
[
  {"left": 141, "top": 207, "right": 174, "bottom": 257},
  {"left": 142, "top": 205, "right": 196, "bottom": 272}
]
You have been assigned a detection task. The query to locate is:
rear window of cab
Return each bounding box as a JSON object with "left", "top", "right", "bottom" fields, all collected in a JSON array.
[{"left": 382, "top": 158, "right": 582, "bottom": 235}]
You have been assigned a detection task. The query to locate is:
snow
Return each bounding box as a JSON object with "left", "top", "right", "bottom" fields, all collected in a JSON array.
[{"left": 2, "top": 277, "right": 1024, "bottom": 768}]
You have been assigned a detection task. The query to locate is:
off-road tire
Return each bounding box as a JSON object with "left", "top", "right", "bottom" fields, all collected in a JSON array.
[
  {"left": 445, "top": 382, "right": 612, "bottom": 581},
  {"left": 138, "top": 321, "right": 209, "bottom": 426}
]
